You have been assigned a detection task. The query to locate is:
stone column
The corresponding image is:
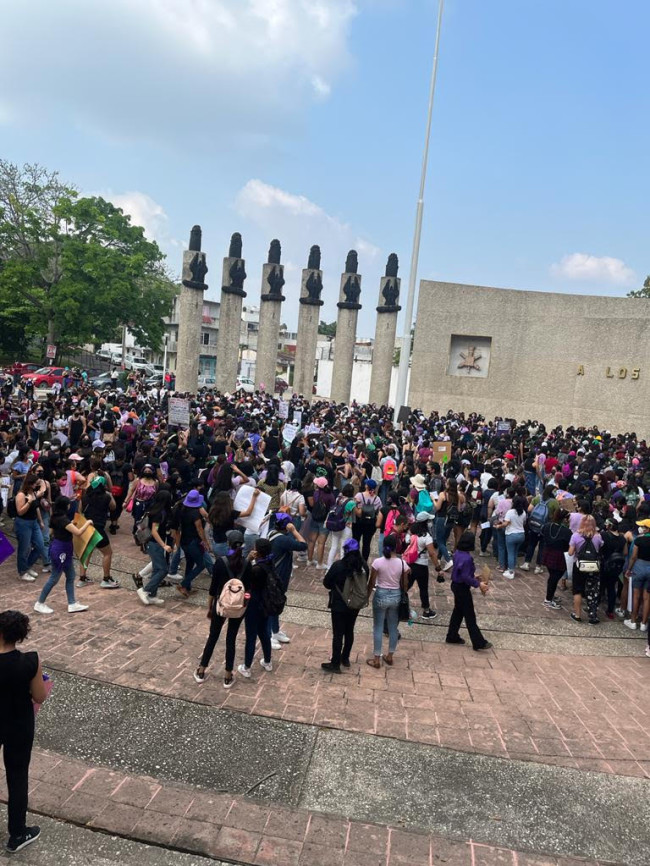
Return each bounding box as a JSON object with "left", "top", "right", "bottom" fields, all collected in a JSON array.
[
  {"left": 175, "top": 225, "right": 208, "bottom": 394},
  {"left": 369, "top": 253, "right": 401, "bottom": 406},
  {"left": 293, "top": 245, "right": 324, "bottom": 401},
  {"left": 255, "top": 240, "right": 285, "bottom": 394},
  {"left": 331, "top": 250, "right": 362, "bottom": 405},
  {"left": 216, "top": 232, "right": 247, "bottom": 394}
]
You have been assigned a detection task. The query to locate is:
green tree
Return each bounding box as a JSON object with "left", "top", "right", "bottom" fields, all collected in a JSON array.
[
  {"left": 628, "top": 275, "right": 650, "bottom": 298},
  {"left": 318, "top": 320, "right": 336, "bottom": 337},
  {"left": 0, "top": 160, "right": 176, "bottom": 355}
]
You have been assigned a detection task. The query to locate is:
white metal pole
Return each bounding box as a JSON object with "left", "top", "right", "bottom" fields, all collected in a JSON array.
[
  {"left": 162, "top": 337, "right": 167, "bottom": 387},
  {"left": 393, "top": 0, "right": 445, "bottom": 422}
]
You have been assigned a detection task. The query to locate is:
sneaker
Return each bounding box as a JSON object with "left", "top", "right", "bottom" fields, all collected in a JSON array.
[
  {"left": 645, "top": 646, "right": 650, "bottom": 658},
  {"left": 167, "top": 573, "right": 180, "bottom": 580},
  {"left": 588, "top": 617, "right": 600, "bottom": 625},
  {"left": 570, "top": 612, "right": 582, "bottom": 623},
  {"left": 316, "top": 563, "right": 327, "bottom": 570},
  {"left": 6, "top": 826, "right": 41, "bottom": 853},
  {"left": 19, "top": 573, "right": 36, "bottom": 582},
  {"left": 131, "top": 573, "right": 143, "bottom": 590},
  {"left": 310, "top": 560, "right": 319, "bottom": 567},
  {"left": 260, "top": 659, "right": 273, "bottom": 672},
  {"left": 274, "top": 631, "right": 291, "bottom": 644},
  {"left": 193, "top": 667, "right": 205, "bottom": 684},
  {"left": 534, "top": 566, "right": 544, "bottom": 575},
  {"left": 502, "top": 570, "right": 515, "bottom": 580},
  {"left": 148, "top": 595, "right": 164, "bottom": 606},
  {"left": 42, "top": 565, "right": 51, "bottom": 573},
  {"left": 615, "top": 607, "right": 626, "bottom": 619},
  {"left": 641, "top": 623, "right": 648, "bottom": 633},
  {"left": 176, "top": 586, "right": 190, "bottom": 599},
  {"left": 237, "top": 664, "right": 251, "bottom": 678},
  {"left": 422, "top": 609, "right": 438, "bottom": 620},
  {"left": 623, "top": 619, "right": 638, "bottom": 630},
  {"left": 543, "top": 599, "right": 562, "bottom": 610},
  {"left": 445, "top": 636, "right": 466, "bottom": 645},
  {"left": 474, "top": 641, "right": 493, "bottom": 651},
  {"left": 68, "top": 602, "right": 89, "bottom": 613},
  {"left": 321, "top": 662, "right": 342, "bottom": 674},
  {"left": 521, "top": 562, "right": 530, "bottom": 571},
  {"left": 442, "top": 559, "right": 454, "bottom": 571},
  {"left": 606, "top": 612, "right": 615, "bottom": 620},
  {"left": 137, "top": 588, "right": 151, "bottom": 606},
  {"left": 27, "top": 569, "right": 39, "bottom": 578},
  {"left": 223, "top": 675, "right": 234, "bottom": 689},
  {"left": 478, "top": 551, "right": 489, "bottom": 557},
  {"left": 100, "top": 578, "right": 120, "bottom": 589},
  {"left": 341, "top": 659, "right": 351, "bottom": 668},
  {"left": 34, "top": 601, "right": 54, "bottom": 614},
  {"left": 77, "top": 575, "right": 92, "bottom": 587},
  {"left": 270, "top": 638, "right": 281, "bottom": 650}
]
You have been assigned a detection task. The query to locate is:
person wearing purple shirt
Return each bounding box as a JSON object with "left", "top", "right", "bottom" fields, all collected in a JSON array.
[
  {"left": 568, "top": 515, "right": 603, "bottom": 624},
  {"left": 445, "top": 531, "right": 492, "bottom": 651}
]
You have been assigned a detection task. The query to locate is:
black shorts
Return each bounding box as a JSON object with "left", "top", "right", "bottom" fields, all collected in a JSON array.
[{"left": 95, "top": 528, "right": 110, "bottom": 549}]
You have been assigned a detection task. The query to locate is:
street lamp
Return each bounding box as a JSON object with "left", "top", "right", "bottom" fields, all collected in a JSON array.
[{"left": 394, "top": 0, "right": 445, "bottom": 422}]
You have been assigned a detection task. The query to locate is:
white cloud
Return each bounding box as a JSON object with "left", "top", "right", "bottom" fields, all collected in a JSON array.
[
  {"left": 108, "top": 191, "right": 169, "bottom": 242},
  {"left": 0, "top": 0, "right": 358, "bottom": 143},
  {"left": 551, "top": 253, "right": 636, "bottom": 286}
]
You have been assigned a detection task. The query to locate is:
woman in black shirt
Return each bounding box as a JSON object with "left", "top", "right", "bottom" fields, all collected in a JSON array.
[
  {"left": 321, "top": 538, "right": 369, "bottom": 672},
  {"left": 540, "top": 509, "right": 572, "bottom": 608},
  {"left": 0, "top": 610, "right": 48, "bottom": 853}
]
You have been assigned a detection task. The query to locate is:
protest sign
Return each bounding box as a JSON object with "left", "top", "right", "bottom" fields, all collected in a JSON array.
[
  {"left": 168, "top": 397, "right": 190, "bottom": 427},
  {"left": 233, "top": 486, "right": 271, "bottom": 533}
]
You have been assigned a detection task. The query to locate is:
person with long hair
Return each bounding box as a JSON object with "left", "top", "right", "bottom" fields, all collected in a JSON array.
[
  {"left": 540, "top": 508, "right": 572, "bottom": 609},
  {"left": 13, "top": 469, "right": 47, "bottom": 583},
  {"left": 568, "top": 514, "right": 603, "bottom": 623},
  {"left": 33, "top": 496, "right": 92, "bottom": 614},
  {"left": 76, "top": 475, "right": 118, "bottom": 589},
  {"left": 208, "top": 489, "right": 260, "bottom": 557},
  {"left": 405, "top": 512, "right": 441, "bottom": 619},
  {"left": 123, "top": 464, "right": 158, "bottom": 541},
  {"left": 366, "top": 533, "right": 409, "bottom": 669},
  {"left": 496, "top": 494, "right": 528, "bottom": 580},
  {"left": 306, "top": 477, "right": 335, "bottom": 568},
  {"left": 322, "top": 538, "right": 369, "bottom": 672},
  {"left": 599, "top": 517, "right": 627, "bottom": 620},
  {"left": 326, "top": 483, "right": 360, "bottom": 568},
  {"left": 258, "top": 460, "right": 285, "bottom": 513},
  {"left": 623, "top": 518, "right": 650, "bottom": 631},
  {"left": 237, "top": 537, "right": 274, "bottom": 678},
  {"left": 194, "top": 530, "right": 249, "bottom": 688},
  {"left": 434, "top": 478, "right": 465, "bottom": 561},
  {"left": 0, "top": 609, "right": 49, "bottom": 853},
  {"left": 136, "top": 489, "right": 173, "bottom": 606},
  {"left": 445, "top": 531, "right": 491, "bottom": 649}
]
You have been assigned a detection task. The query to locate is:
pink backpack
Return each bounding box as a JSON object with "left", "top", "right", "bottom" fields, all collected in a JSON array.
[
  {"left": 403, "top": 535, "right": 419, "bottom": 565},
  {"left": 216, "top": 578, "right": 247, "bottom": 618}
]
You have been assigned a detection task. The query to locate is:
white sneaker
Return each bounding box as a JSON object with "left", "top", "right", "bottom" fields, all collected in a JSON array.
[
  {"left": 502, "top": 570, "right": 515, "bottom": 580},
  {"left": 645, "top": 646, "right": 650, "bottom": 658},
  {"left": 148, "top": 595, "right": 165, "bottom": 605},
  {"left": 443, "top": 559, "right": 454, "bottom": 571},
  {"left": 478, "top": 551, "right": 488, "bottom": 557},
  {"left": 623, "top": 619, "right": 638, "bottom": 630},
  {"left": 534, "top": 566, "right": 544, "bottom": 574},
  {"left": 270, "top": 638, "right": 281, "bottom": 650},
  {"left": 274, "top": 631, "right": 291, "bottom": 644},
  {"left": 137, "top": 587, "right": 151, "bottom": 606},
  {"left": 521, "top": 562, "right": 530, "bottom": 571},
  {"left": 640, "top": 623, "right": 648, "bottom": 633},
  {"left": 42, "top": 566, "right": 51, "bottom": 573},
  {"left": 237, "top": 664, "right": 251, "bottom": 678},
  {"left": 27, "top": 569, "right": 39, "bottom": 578},
  {"left": 34, "top": 601, "right": 53, "bottom": 614},
  {"left": 68, "top": 602, "right": 89, "bottom": 613},
  {"left": 310, "top": 560, "right": 319, "bottom": 567},
  {"left": 316, "top": 564, "right": 327, "bottom": 571},
  {"left": 19, "top": 573, "right": 36, "bottom": 582},
  {"left": 260, "top": 659, "right": 273, "bottom": 672}
]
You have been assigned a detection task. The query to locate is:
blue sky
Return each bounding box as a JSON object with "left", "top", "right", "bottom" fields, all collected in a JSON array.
[{"left": 2, "top": 0, "right": 648, "bottom": 336}]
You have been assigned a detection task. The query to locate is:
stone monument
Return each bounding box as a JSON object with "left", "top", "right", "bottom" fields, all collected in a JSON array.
[
  {"left": 216, "top": 232, "right": 247, "bottom": 394},
  {"left": 175, "top": 225, "right": 208, "bottom": 394},
  {"left": 293, "top": 245, "right": 324, "bottom": 401},
  {"left": 255, "top": 239, "right": 285, "bottom": 393},
  {"left": 369, "top": 253, "right": 401, "bottom": 406},
  {"left": 330, "top": 250, "right": 362, "bottom": 404}
]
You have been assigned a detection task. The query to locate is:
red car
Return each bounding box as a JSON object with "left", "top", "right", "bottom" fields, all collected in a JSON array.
[
  {"left": 22, "top": 367, "right": 65, "bottom": 388},
  {"left": 4, "top": 362, "right": 41, "bottom": 378}
]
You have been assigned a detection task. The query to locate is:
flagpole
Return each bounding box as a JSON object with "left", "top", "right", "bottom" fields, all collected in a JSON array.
[{"left": 393, "top": 0, "right": 445, "bottom": 422}]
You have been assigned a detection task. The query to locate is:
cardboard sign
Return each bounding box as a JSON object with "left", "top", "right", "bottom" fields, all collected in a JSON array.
[
  {"left": 168, "top": 397, "right": 190, "bottom": 427},
  {"left": 431, "top": 442, "right": 452, "bottom": 464},
  {"left": 282, "top": 423, "right": 299, "bottom": 444},
  {"left": 278, "top": 400, "right": 289, "bottom": 420},
  {"left": 233, "top": 486, "right": 271, "bottom": 533},
  {"left": 496, "top": 421, "right": 511, "bottom": 434},
  {"left": 556, "top": 494, "right": 577, "bottom": 512},
  {"left": 72, "top": 514, "right": 103, "bottom": 567}
]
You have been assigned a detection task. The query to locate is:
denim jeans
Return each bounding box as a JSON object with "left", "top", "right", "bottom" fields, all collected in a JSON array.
[
  {"left": 377, "top": 532, "right": 384, "bottom": 557},
  {"left": 505, "top": 532, "right": 525, "bottom": 570},
  {"left": 244, "top": 596, "right": 272, "bottom": 666},
  {"left": 144, "top": 540, "right": 168, "bottom": 597},
  {"left": 41, "top": 509, "right": 51, "bottom": 567},
  {"left": 524, "top": 471, "right": 537, "bottom": 496},
  {"left": 39, "top": 542, "right": 75, "bottom": 604},
  {"left": 14, "top": 518, "right": 45, "bottom": 575},
  {"left": 372, "top": 587, "right": 401, "bottom": 655},
  {"left": 434, "top": 516, "right": 450, "bottom": 561},
  {"left": 181, "top": 538, "right": 206, "bottom": 589},
  {"left": 494, "top": 527, "right": 507, "bottom": 569},
  {"left": 211, "top": 541, "right": 228, "bottom": 559}
]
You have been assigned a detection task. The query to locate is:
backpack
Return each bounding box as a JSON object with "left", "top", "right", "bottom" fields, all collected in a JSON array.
[
  {"left": 382, "top": 459, "right": 397, "bottom": 481},
  {"left": 311, "top": 490, "right": 329, "bottom": 523},
  {"left": 325, "top": 497, "right": 348, "bottom": 532},
  {"left": 576, "top": 537, "right": 600, "bottom": 574},
  {"left": 403, "top": 534, "right": 419, "bottom": 565},
  {"left": 216, "top": 580, "right": 247, "bottom": 618},
  {"left": 602, "top": 551, "right": 625, "bottom": 579},
  {"left": 446, "top": 503, "right": 459, "bottom": 525},
  {"left": 261, "top": 568, "right": 287, "bottom": 617},
  {"left": 528, "top": 500, "right": 549, "bottom": 534},
  {"left": 417, "top": 489, "right": 434, "bottom": 514},
  {"left": 134, "top": 516, "right": 152, "bottom": 547},
  {"left": 360, "top": 495, "right": 377, "bottom": 522},
  {"left": 335, "top": 569, "right": 369, "bottom": 610},
  {"left": 6, "top": 496, "right": 17, "bottom": 519}
]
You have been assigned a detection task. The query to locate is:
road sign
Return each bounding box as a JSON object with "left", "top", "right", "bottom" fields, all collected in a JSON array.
[{"left": 46, "top": 344, "right": 57, "bottom": 359}]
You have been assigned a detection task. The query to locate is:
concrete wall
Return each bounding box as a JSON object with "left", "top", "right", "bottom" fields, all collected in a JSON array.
[{"left": 410, "top": 281, "right": 650, "bottom": 434}]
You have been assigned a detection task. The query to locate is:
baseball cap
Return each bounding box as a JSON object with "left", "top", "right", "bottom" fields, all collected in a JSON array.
[
  {"left": 636, "top": 519, "right": 650, "bottom": 529},
  {"left": 275, "top": 512, "right": 291, "bottom": 526},
  {"left": 313, "top": 477, "right": 328, "bottom": 489},
  {"left": 415, "top": 512, "right": 431, "bottom": 523},
  {"left": 365, "top": 478, "right": 377, "bottom": 490},
  {"left": 226, "top": 529, "right": 244, "bottom": 546}
]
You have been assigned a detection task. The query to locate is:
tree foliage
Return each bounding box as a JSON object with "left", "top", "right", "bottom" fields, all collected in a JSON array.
[
  {"left": 0, "top": 160, "right": 176, "bottom": 356},
  {"left": 628, "top": 275, "right": 650, "bottom": 299},
  {"left": 318, "top": 320, "right": 337, "bottom": 337}
]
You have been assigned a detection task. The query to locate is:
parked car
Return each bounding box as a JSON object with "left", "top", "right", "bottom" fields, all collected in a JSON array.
[
  {"left": 149, "top": 364, "right": 164, "bottom": 375},
  {"left": 89, "top": 372, "right": 115, "bottom": 389},
  {"left": 22, "top": 367, "right": 65, "bottom": 388},
  {"left": 145, "top": 375, "right": 163, "bottom": 387},
  {"left": 198, "top": 375, "right": 217, "bottom": 390},
  {"left": 236, "top": 375, "right": 255, "bottom": 394},
  {"left": 4, "top": 362, "right": 42, "bottom": 378},
  {"left": 129, "top": 356, "right": 150, "bottom": 372}
]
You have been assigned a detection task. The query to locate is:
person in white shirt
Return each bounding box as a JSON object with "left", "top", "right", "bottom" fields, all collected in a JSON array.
[{"left": 495, "top": 495, "right": 528, "bottom": 579}]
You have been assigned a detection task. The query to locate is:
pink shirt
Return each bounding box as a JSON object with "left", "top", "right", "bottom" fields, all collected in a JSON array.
[{"left": 372, "top": 555, "right": 409, "bottom": 589}]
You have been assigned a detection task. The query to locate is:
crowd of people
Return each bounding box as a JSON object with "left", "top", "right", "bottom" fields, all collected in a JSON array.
[{"left": 3, "top": 373, "right": 650, "bottom": 852}]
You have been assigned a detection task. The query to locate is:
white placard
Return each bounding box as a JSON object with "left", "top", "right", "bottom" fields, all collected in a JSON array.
[
  {"left": 480, "top": 521, "right": 491, "bottom": 530},
  {"left": 278, "top": 401, "right": 289, "bottom": 420},
  {"left": 168, "top": 397, "right": 190, "bottom": 427},
  {"left": 233, "top": 485, "right": 271, "bottom": 533},
  {"left": 293, "top": 410, "right": 302, "bottom": 428},
  {"left": 282, "top": 423, "right": 299, "bottom": 444},
  {"left": 306, "top": 423, "right": 320, "bottom": 435}
]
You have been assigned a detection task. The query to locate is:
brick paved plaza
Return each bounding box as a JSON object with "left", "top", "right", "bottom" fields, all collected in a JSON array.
[{"left": 1, "top": 527, "right": 648, "bottom": 865}]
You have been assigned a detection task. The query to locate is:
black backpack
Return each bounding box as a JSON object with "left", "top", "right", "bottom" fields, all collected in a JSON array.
[
  {"left": 261, "top": 568, "right": 287, "bottom": 617},
  {"left": 310, "top": 490, "right": 329, "bottom": 523},
  {"left": 6, "top": 496, "right": 17, "bottom": 519},
  {"left": 576, "top": 537, "right": 600, "bottom": 574}
]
